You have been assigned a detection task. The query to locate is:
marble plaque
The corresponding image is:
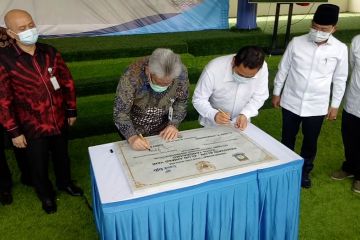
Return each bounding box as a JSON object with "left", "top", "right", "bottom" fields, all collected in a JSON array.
[{"left": 115, "top": 126, "right": 277, "bottom": 193}]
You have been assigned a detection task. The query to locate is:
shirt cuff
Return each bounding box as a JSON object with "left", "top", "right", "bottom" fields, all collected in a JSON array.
[
  {"left": 122, "top": 128, "right": 138, "bottom": 140},
  {"left": 330, "top": 99, "right": 341, "bottom": 109},
  {"left": 207, "top": 108, "right": 219, "bottom": 125},
  {"left": 239, "top": 110, "right": 253, "bottom": 120},
  {"left": 168, "top": 121, "right": 179, "bottom": 129},
  {"left": 8, "top": 127, "right": 21, "bottom": 139},
  {"left": 66, "top": 109, "right": 77, "bottom": 118},
  {"left": 273, "top": 87, "right": 282, "bottom": 96}
]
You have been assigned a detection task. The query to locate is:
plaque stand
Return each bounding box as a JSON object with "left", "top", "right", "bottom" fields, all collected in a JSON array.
[{"left": 267, "top": 3, "right": 294, "bottom": 55}]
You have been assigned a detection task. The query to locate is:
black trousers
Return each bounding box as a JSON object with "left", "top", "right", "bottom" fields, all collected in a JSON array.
[
  {"left": 0, "top": 126, "right": 30, "bottom": 192},
  {"left": 281, "top": 108, "right": 325, "bottom": 176},
  {"left": 26, "top": 134, "right": 72, "bottom": 200},
  {"left": 0, "top": 127, "right": 11, "bottom": 192},
  {"left": 341, "top": 110, "right": 360, "bottom": 180}
]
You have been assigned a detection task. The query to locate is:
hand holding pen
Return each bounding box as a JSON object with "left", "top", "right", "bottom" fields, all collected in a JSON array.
[
  {"left": 214, "top": 108, "right": 231, "bottom": 125},
  {"left": 128, "top": 134, "right": 151, "bottom": 151}
]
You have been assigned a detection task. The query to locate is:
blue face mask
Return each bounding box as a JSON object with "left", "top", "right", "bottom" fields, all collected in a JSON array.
[
  {"left": 148, "top": 75, "right": 169, "bottom": 93},
  {"left": 16, "top": 28, "right": 39, "bottom": 45},
  {"left": 232, "top": 72, "right": 250, "bottom": 84}
]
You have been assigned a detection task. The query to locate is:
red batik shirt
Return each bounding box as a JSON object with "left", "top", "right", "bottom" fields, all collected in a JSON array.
[{"left": 0, "top": 43, "right": 76, "bottom": 139}]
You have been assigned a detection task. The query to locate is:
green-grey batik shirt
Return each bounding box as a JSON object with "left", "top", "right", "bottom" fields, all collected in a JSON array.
[{"left": 113, "top": 56, "right": 189, "bottom": 140}]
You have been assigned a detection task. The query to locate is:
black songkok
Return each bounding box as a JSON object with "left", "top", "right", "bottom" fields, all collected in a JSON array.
[{"left": 313, "top": 4, "right": 340, "bottom": 25}]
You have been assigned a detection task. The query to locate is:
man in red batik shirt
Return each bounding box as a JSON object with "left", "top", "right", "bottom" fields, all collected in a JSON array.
[{"left": 0, "top": 9, "right": 82, "bottom": 214}]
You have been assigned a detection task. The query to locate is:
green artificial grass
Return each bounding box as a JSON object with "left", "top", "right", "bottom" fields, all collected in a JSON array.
[
  {"left": 39, "top": 30, "right": 272, "bottom": 61},
  {"left": 1, "top": 109, "right": 359, "bottom": 240},
  {"left": 68, "top": 53, "right": 281, "bottom": 98},
  {"left": 68, "top": 54, "right": 221, "bottom": 96}
]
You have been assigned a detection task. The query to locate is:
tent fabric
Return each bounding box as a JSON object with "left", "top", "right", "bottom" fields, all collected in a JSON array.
[{"left": 0, "top": 0, "right": 229, "bottom": 37}]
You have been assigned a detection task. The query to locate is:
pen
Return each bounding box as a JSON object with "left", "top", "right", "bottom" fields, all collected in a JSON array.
[
  {"left": 139, "top": 134, "right": 151, "bottom": 151},
  {"left": 217, "top": 108, "right": 232, "bottom": 121}
]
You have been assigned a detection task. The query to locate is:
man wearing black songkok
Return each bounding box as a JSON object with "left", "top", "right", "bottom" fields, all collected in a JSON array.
[{"left": 272, "top": 4, "right": 348, "bottom": 188}]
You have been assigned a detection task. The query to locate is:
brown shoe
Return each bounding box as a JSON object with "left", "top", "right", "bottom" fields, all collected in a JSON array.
[
  {"left": 352, "top": 180, "right": 360, "bottom": 194},
  {"left": 331, "top": 170, "right": 354, "bottom": 180}
]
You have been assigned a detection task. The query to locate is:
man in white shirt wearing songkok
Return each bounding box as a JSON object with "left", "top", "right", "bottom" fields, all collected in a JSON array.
[
  {"left": 272, "top": 4, "right": 348, "bottom": 188},
  {"left": 192, "top": 46, "right": 268, "bottom": 130},
  {"left": 331, "top": 35, "right": 360, "bottom": 194}
]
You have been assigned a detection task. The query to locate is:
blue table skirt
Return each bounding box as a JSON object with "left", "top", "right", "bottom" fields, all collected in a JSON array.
[{"left": 92, "top": 160, "right": 303, "bottom": 240}]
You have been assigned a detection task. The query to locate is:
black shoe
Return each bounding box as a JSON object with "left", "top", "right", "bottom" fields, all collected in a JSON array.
[
  {"left": 58, "top": 182, "right": 83, "bottom": 196},
  {"left": 0, "top": 191, "right": 13, "bottom": 205},
  {"left": 301, "top": 176, "right": 312, "bottom": 189},
  {"left": 42, "top": 198, "right": 57, "bottom": 214}
]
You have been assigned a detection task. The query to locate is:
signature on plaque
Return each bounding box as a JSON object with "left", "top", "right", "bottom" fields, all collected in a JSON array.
[{"left": 196, "top": 161, "right": 216, "bottom": 172}]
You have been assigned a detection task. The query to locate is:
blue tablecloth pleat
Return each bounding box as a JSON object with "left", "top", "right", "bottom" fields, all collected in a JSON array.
[{"left": 258, "top": 160, "right": 303, "bottom": 240}]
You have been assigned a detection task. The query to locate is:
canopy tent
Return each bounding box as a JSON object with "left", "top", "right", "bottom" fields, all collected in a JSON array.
[{"left": 0, "top": 0, "right": 229, "bottom": 37}]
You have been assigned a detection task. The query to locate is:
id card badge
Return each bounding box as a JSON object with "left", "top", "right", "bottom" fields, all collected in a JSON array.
[
  {"left": 168, "top": 106, "right": 173, "bottom": 121},
  {"left": 50, "top": 76, "right": 60, "bottom": 90},
  {"left": 168, "top": 98, "right": 175, "bottom": 121}
]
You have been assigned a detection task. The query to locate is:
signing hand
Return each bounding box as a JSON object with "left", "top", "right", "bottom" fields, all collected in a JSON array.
[
  {"left": 160, "top": 125, "right": 179, "bottom": 141},
  {"left": 68, "top": 117, "right": 77, "bottom": 126},
  {"left": 235, "top": 114, "right": 248, "bottom": 130},
  {"left": 272, "top": 95, "right": 281, "bottom": 108},
  {"left": 326, "top": 107, "right": 338, "bottom": 120},
  {"left": 215, "top": 111, "right": 231, "bottom": 124},
  {"left": 12, "top": 134, "right": 27, "bottom": 148},
  {"left": 128, "top": 135, "right": 151, "bottom": 151}
]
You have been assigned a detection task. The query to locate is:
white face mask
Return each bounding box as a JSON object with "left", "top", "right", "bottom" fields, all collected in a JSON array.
[
  {"left": 232, "top": 72, "right": 250, "bottom": 84},
  {"left": 16, "top": 28, "right": 39, "bottom": 45},
  {"left": 309, "top": 28, "right": 332, "bottom": 43}
]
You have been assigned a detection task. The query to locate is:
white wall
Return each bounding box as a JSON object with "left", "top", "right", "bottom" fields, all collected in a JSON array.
[
  {"left": 349, "top": 0, "right": 360, "bottom": 12},
  {"left": 229, "top": 0, "right": 356, "bottom": 18},
  {"left": 229, "top": 0, "right": 238, "bottom": 17}
]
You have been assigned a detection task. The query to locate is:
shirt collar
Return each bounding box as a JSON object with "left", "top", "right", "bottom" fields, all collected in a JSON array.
[
  {"left": 326, "top": 35, "right": 335, "bottom": 45},
  {"left": 224, "top": 55, "right": 235, "bottom": 82},
  {"left": 12, "top": 42, "right": 42, "bottom": 57}
]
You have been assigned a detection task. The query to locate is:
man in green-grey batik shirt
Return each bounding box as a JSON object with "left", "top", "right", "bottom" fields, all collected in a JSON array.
[{"left": 113, "top": 48, "right": 189, "bottom": 151}]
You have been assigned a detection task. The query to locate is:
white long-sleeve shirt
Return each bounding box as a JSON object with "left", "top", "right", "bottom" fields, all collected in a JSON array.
[
  {"left": 192, "top": 54, "right": 269, "bottom": 127},
  {"left": 344, "top": 35, "right": 360, "bottom": 118},
  {"left": 273, "top": 34, "right": 348, "bottom": 117}
]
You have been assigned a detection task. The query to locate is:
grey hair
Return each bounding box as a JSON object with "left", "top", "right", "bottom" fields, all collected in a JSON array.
[{"left": 148, "top": 48, "right": 182, "bottom": 79}]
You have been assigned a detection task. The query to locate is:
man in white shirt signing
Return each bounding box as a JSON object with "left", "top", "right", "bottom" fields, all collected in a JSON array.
[
  {"left": 192, "top": 46, "right": 269, "bottom": 130},
  {"left": 272, "top": 4, "right": 348, "bottom": 188}
]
